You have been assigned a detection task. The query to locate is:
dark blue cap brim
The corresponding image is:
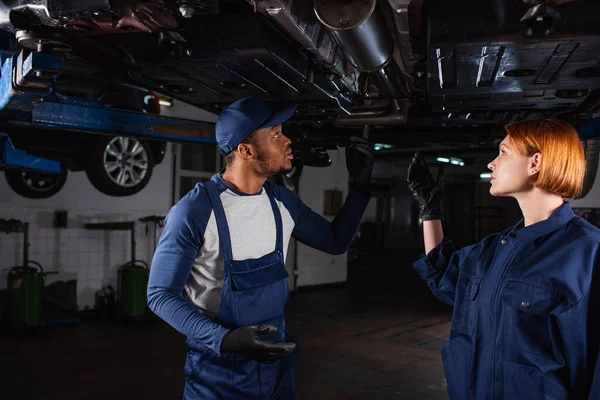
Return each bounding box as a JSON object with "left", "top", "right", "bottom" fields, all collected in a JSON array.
[{"left": 257, "top": 104, "right": 297, "bottom": 131}]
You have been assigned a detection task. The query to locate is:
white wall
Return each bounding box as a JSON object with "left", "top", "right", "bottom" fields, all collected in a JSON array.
[
  {"left": 158, "top": 98, "right": 218, "bottom": 122},
  {"left": 0, "top": 99, "right": 220, "bottom": 311},
  {"left": 295, "top": 149, "right": 350, "bottom": 288},
  {"left": 0, "top": 145, "right": 174, "bottom": 309}
]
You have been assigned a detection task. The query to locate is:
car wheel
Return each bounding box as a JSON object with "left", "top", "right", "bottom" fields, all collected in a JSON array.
[
  {"left": 85, "top": 135, "right": 154, "bottom": 197},
  {"left": 4, "top": 169, "right": 68, "bottom": 199},
  {"left": 578, "top": 138, "right": 600, "bottom": 199}
]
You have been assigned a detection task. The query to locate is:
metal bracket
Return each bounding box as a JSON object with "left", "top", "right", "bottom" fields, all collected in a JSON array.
[
  {"left": 0, "top": 50, "right": 62, "bottom": 116},
  {"left": 0, "top": 49, "right": 218, "bottom": 144},
  {"left": 0, "top": 218, "right": 26, "bottom": 234},
  {"left": 0, "top": 132, "right": 62, "bottom": 172},
  {"left": 85, "top": 221, "right": 137, "bottom": 266}
]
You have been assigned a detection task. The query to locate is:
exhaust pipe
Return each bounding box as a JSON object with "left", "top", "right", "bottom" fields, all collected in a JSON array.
[
  {"left": 314, "top": 0, "right": 408, "bottom": 125},
  {"left": 330, "top": 109, "right": 407, "bottom": 126},
  {"left": 314, "top": 0, "right": 393, "bottom": 72}
]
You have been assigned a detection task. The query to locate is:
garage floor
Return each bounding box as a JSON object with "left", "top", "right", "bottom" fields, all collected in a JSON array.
[{"left": 2, "top": 258, "right": 453, "bottom": 400}]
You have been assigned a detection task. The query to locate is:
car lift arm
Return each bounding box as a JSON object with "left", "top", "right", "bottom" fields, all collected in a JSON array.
[{"left": 0, "top": 49, "right": 217, "bottom": 173}]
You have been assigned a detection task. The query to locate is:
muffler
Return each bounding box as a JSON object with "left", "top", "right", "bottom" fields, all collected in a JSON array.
[
  {"left": 315, "top": 0, "right": 408, "bottom": 125},
  {"left": 314, "top": 0, "right": 393, "bottom": 72}
]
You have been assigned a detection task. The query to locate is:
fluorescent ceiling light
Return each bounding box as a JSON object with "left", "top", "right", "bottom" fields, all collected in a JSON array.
[{"left": 374, "top": 143, "right": 392, "bottom": 151}]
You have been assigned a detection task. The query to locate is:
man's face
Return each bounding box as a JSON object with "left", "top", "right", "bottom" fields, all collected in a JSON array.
[{"left": 250, "top": 124, "right": 294, "bottom": 175}]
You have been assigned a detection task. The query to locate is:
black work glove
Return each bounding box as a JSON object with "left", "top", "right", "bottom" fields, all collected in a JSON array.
[
  {"left": 220, "top": 325, "right": 296, "bottom": 364},
  {"left": 346, "top": 137, "right": 373, "bottom": 195},
  {"left": 407, "top": 151, "right": 445, "bottom": 221}
]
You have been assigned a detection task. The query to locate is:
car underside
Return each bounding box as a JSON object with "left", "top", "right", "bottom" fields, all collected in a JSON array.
[{"left": 0, "top": 0, "right": 599, "bottom": 193}]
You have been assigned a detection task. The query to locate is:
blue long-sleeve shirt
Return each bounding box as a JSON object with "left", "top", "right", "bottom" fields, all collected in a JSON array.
[
  {"left": 148, "top": 173, "right": 370, "bottom": 354},
  {"left": 413, "top": 201, "right": 600, "bottom": 399}
]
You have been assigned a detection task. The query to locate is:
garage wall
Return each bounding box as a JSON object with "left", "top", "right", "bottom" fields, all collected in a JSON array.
[
  {"left": 159, "top": 98, "right": 218, "bottom": 122},
  {"left": 0, "top": 145, "right": 174, "bottom": 309},
  {"left": 295, "top": 149, "right": 350, "bottom": 288}
]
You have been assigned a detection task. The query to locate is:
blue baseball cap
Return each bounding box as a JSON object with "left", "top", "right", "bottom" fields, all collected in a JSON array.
[{"left": 216, "top": 96, "right": 297, "bottom": 155}]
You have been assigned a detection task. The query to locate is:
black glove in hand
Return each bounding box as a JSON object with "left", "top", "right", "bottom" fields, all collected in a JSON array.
[
  {"left": 407, "top": 151, "right": 445, "bottom": 221},
  {"left": 220, "top": 325, "right": 296, "bottom": 364},
  {"left": 346, "top": 137, "right": 374, "bottom": 195}
]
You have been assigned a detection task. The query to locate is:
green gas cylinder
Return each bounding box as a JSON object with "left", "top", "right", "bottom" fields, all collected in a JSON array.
[
  {"left": 7, "top": 265, "right": 43, "bottom": 330},
  {"left": 118, "top": 262, "right": 149, "bottom": 319}
]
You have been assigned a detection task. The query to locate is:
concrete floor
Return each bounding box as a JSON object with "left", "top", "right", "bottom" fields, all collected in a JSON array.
[{"left": 2, "top": 259, "right": 453, "bottom": 400}]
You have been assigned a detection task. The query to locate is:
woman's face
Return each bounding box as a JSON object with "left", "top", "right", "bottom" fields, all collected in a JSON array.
[{"left": 487, "top": 135, "right": 535, "bottom": 197}]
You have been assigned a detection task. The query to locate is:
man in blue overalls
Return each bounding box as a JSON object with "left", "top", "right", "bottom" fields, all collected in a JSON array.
[{"left": 148, "top": 96, "right": 373, "bottom": 399}]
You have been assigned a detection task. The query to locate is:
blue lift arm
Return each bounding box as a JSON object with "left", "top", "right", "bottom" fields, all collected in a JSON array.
[
  {"left": 0, "top": 133, "right": 61, "bottom": 172},
  {"left": 0, "top": 49, "right": 217, "bottom": 173}
]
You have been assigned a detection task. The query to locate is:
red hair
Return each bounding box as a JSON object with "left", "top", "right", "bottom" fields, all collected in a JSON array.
[{"left": 506, "top": 119, "right": 585, "bottom": 199}]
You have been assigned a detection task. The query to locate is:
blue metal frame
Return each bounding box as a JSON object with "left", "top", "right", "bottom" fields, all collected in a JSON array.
[
  {"left": 0, "top": 50, "right": 61, "bottom": 116},
  {"left": 28, "top": 101, "right": 217, "bottom": 144},
  {"left": 0, "top": 49, "right": 218, "bottom": 173},
  {"left": 0, "top": 50, "right": 217, "bottom": 143},
  {"left": 0, "top": 133, "right": 61, "bottom": 172}
]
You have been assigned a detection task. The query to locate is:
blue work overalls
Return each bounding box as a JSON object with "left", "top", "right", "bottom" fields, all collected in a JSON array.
[
  {"left": 414, "top": 202, "right": 600, "bottom": 399},
  {"left": 183, "top": 180, "right": 299, "bottom": 399}
]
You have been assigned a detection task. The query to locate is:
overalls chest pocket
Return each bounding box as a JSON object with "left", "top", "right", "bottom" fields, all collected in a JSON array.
[
  {"left": 229, "top": 256, "right": 290, "bottom": 328},
  {"left": 452, "top": 275, "right": 482, "bottom": 336},
  {"left": 501, "top": 280, "right": 563, "bottom": 356}
]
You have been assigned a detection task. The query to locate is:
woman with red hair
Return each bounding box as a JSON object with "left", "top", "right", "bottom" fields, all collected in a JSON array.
[{"left": 408, "top": 119, "right": 600, "bottom": 399}]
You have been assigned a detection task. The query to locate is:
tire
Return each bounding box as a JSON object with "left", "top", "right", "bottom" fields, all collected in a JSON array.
[
  {"left": 4, "top": 169, "right": 68, "bottom": 199},
  {"left": 578, "top": 138, "right": 600, "bottom": 199},
  {"left": 85, "top": 135, "right": 154, "bottom": 197}
]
